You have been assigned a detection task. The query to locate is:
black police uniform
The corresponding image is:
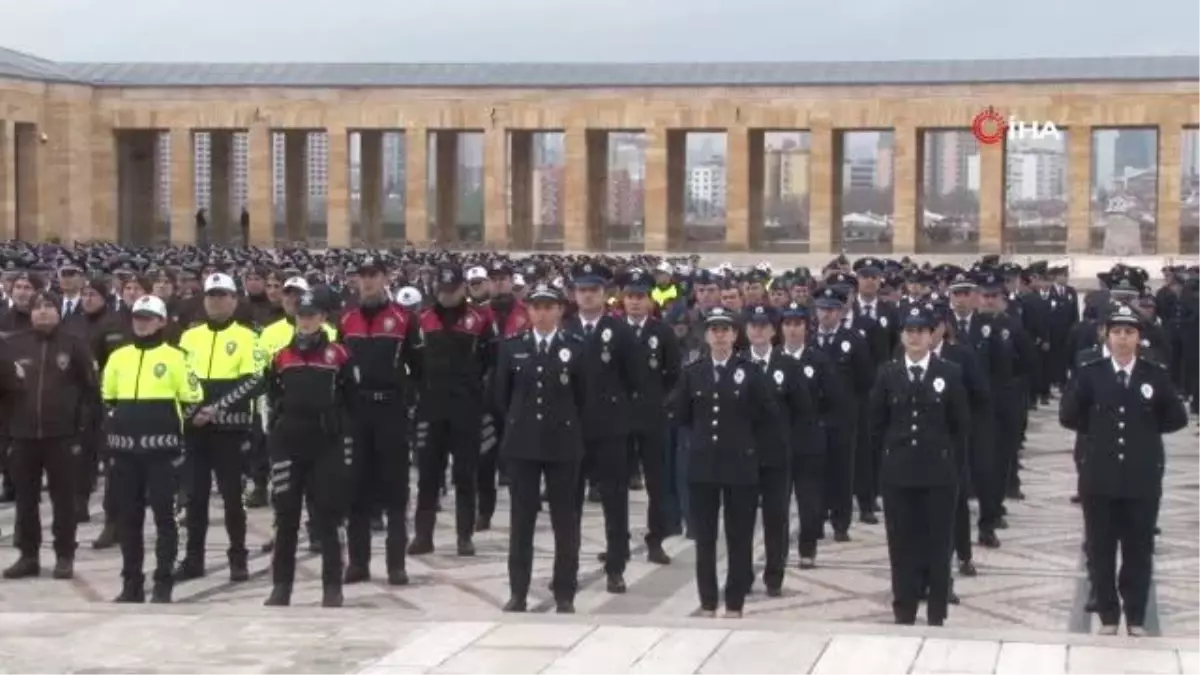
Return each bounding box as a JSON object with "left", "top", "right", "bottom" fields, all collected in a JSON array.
[
  {"left": 675, "top": 309, "right": 786, "bottom": 614},
  {"left": 263, "top": 322, "right": 355, "bottom": 607},
  {"left": 493, "top": 288, "right": 587, "bottom": 612},
  {"left": 867, "top": 307, "right": 971, "bottom": 626},
  {"left": 338, "top": 262, "right": 423, "bottom": 586},
  {"left": 1060, "top": 307, "right": 1188, "bottom": 632}
]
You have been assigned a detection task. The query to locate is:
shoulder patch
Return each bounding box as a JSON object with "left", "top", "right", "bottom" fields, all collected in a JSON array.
[{"left": 1080, "top": 356, "right": 1107, "bottom": 368}]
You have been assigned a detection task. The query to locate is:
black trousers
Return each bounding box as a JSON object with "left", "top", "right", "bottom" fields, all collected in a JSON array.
[
  {"left": 269, "top": 425, "right": 347, "bottom": 587},
  {"left": 1081, "top": 494, "right": 1159, "bottom": 627},
  {"left": 983, "top": 390, "right": 1021, "bottom": 526},
  {"left": 751, "top": 464, "right": 791, "bottom": 590},
  {"left": 347, "top": 399, "right": 409, "bottom": 572},
  {"left": 853, "top": 405, "right": 878, "bottom": 514},
  {"left": 416, "top": 413, "right": 481, "bottom": 539},
  {"left": 77, "top": 426, "right": 103, "bottom": 512},
  {"left": 182, "top": 431, "right": 248, "bottom": 563},
  {"left": 575, "top": 436, "right": 630, "bottom": 576},
  {"left": 507, "top": 458, "right": 579, "bottom": 602},
  {"left": 882, "top": 483, "right": 957, "bottom": 626},
  {"left": 476, "top": 413, "right": 501, "bottom": 523},
  {"left": 246, "top": 414, "right": 269, "bottom": 492},
  {"left": 823, "top": 416, "right": 855, "bottom": 534},
  {"left": 10, "top": 438, "right": 77, "bottom": 559},
  {"left": 691, "top": 482, "right": 756, "bottom": 612},
  {"left": 953, "top": 486, "right": 973, "bottom": 564},
  {"left": 110, "top": 452, "right": 180, "bottom": 584},
  {"left": 792, "top": 453, "right": 825, "bottom": 559},
  {"left": 629, "top": 427, "right": 670, "bottom": 546}
]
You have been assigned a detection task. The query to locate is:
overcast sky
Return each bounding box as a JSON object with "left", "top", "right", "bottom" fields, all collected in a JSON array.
[{"left": 0, "top": 0, "right": 1195, "bottom": 62}]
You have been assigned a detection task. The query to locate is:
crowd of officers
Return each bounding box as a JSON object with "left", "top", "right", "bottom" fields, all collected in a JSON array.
[{"left": 0, "top": 241, "right": 1193, "bottom": 627}]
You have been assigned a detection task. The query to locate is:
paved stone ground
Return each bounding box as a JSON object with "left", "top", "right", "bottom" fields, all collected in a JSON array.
[{"left": 0, "top": 402, "right": 1196, "bottom": 672}]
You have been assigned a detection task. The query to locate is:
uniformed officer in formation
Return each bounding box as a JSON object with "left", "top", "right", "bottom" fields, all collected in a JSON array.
[
  {"left": 1060, "top": 303, "right": 1188, "bottom": 636},
  {"left": 868, "top": 304, "right": 971, "bottom": 626},
  {"left": 494, "top": 282, "right": 586, "bottom": 613}
]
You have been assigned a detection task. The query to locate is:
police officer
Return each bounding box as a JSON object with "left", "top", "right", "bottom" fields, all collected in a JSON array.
[
  {"left": 565, "top": 261, "right": 644, "bottom": 593},
  {"left": 0, "top": 291, "right": 99, "bottom": 580},
  {"left": 340, "top": 256, "right": 422, "bottom": 586},
  {"left": 494, "top": 282, "right": 586, "bottom": 613},
  {"left": 868, "top": 304, "right": 971, "bottom": 627},
  {"left": 620, "top": 268, "right": 680, "bottom": 565},
  {"left": 1060, "top": 303, "right": 1188, "bottom": 636},
  {"left": 174, "top": 273, "right": 264, "bottom": 583},
  {"left": 676, "top": 307, "right": 785, "bottom": 618},
  {"left": 263, "top": 291, "right": 356, "bottom": 608},
  {"left": 742, "top": 304, "right": 814, "bottom": 596},
  {"left": 102, "top": 295, "right": 205, "bottom": 603}
]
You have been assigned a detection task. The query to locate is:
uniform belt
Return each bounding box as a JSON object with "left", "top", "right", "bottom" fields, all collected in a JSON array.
[
  {"left": 106, "top": 433, "right": 182, "bottom": 451},
  {"left": 358, "top": 390, "right": 399, "bottom": 402}
]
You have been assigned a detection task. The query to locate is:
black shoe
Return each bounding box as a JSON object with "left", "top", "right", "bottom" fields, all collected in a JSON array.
[
  {"left": 587, "top": 486, "right": 602, "bottom": 503},
  {"left": 457, "top": 537, "right": 476, "bottom": 557},
  {"left": 92, "top": 522, "right": 117, "bottom": 549},
  {"left": 1006, "top": 487, "right": 1025, "bottom": 501},
  {"left": 556, "top": 600, "right": 576, "bottom": 614},
  {"left": 606, "top": 574, "right": 627, "bottom": 594},
  {"left": 52, "top": 556, "right": 74, "bottom": 580},
  {"left": 859, "top": 511, "right": 879, "bottom": 525},
  {"left": 475, "top": 515, "right": 492, "bottom": 532},
  {"left": 503, "top": 597, "right": 527, "bottom": 612},
  {"left": 173, "top": 559, "right": 205, "bottom": 582},
  {"left": 833, "top": 530, "right": 851, "bottom": 543},
  {"left": 629, "top": 473, "right": 644, "bottom": 491},
  {"left": 948, "top": 588, "right": 961, "bottom": 605},
  {"left": 646, "top": 543, "right": 671, "bottom": 565},
  {"left": 321, "top": 586, "right": 344, "bottom": 608},
  {"left": 978, "top": 530, "right": 1001, "bottom": 548},
  {"left": 995, "top": 517, "right": 1009, "bottom": 530},
  {"left": 387, "top": 568, "right": 409, "bottom": 586},
  {"left": 2, "top": 556, "right": 40, "bottom": 579},
  {"left": 229, "top": 557, "right": 249, "bottom": 583},
  {"left": 958, "top": 560, "right": 978, "bottom": 577},
  {"left": 264, "top": 584, "right": 292, "bottom": 606},
  {"left": 407, "top": 537, "right": 433, "bottom": 555},
  {"left": 261, "top": 538, "right": 275, "bottom": 553},
  {"left": 766, "top": 585, "right": 782, "bottom": 598},
  {"left": 114, "top": 580, "right": 145, "bottom": 603},
  {"left": 150, "top": 582, "right": 173, "bottom": 604},
  {"left": 1084, "top": 588, "right": 1098, "bottom": 613},
  {"left": 344, "top": 565, "right": 370, "bottom": 584},
  {"left": 244, "top": 485, "right": 269, "bottom": 509},
  {"left": 75, "top": 502, "right": 91, "bottom": 524}
]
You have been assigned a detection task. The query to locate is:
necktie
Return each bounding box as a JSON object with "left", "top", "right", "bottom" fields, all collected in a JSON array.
[
  {"left": 538, "top": 339, "right": 548, "bottom": 355},
  {"left": 714, "top": 364, "right": 726, "bottom": 382},
  {"left": 1117, "top": 370, "right": 1129, "bottom": 388},
  {"left": 958, "top": 319, "right": 968, "bottom": 336},
  {"left": 909, "top": 365, "right": 924, "bottom": 383},
  {"left": 754, "top": 357, "right": 767, "bottom": 371},
  {"left": 584, "top": 323, "right": 594, "bottom": 337},
  {"left": 864, "top": 306, "right": 874, "bottom": 320}
]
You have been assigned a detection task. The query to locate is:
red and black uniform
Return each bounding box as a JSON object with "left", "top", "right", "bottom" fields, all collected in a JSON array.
[
  {"left": 476, "top": 296, "right": 528, "bottom": 529},
  {"left": 263, "top": 333, "right": 354, "bottom": 607},
  {"left": 410, "top": 302, "right": 493, "bottom": 553},
  {"left": 338, "top": 298, "right": 422, "bottom": 583}
]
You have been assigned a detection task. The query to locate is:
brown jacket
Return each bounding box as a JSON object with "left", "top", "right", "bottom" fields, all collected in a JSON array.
[{"left": 0, "top": 325, "right": 100, "bottom": 439}]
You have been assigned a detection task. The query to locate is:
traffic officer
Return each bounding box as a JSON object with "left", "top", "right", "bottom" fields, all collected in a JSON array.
[
  {"left": 339, "top": 256, "right": 422, "bottom": 586},
  {"left": 102, "top": 295, "right": 205, "bottom": 604},
  {"left": 620, "top": 268, "right": 680, "bottom": 565},
  {"left": 676, "top": 307, "right": 785, "bottom": 618},
  {"left": 494, "top": 282, "right": 586, "bottom": 614},
  {"left": 1060, "top": 303, "right": 1188, "bottom": 636},
  {"left": 262, "top": 291, "right": 356, "bottom": 608},
  {"left": 409, "top": 264, "right": 492, "bottom": 557},
  {"left": 174, "top": 273, "right": 264, "bottom": 583},
  {"left": 742, "top": 304, "right": 814, "bottom": 596},
  {"left": 0, "top": 291, "right": 99, "bottom": 581},
  {"left": 778, "top": 301, "right": 849, "bottom": 568},
  {"left": 565, "top": 261, "right": 645, "bottom": 594},
  {"left": 868, "top": 304, "right": 970, "bottom": 627}
]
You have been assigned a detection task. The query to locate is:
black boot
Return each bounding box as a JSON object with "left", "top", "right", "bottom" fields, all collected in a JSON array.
[
  {"left": 344, "top": 564, "right": 371, "bottom": 584},
  {"left": 2, "top": 556, "right": 40, "bottom": 579},
  {"left": 388, "top": 567, "right": 409, "bottom": 586},
  {"left": 228, "top": 552, "right": 249, "bottom": 583},
  {"left": 150, "top": 581, "right": 173, "bottom": 604},
  {"left": 321, "top": 585, "right": 344, "bottom": 608},
  {"left": 407, "top": 511, "right": 435, "bottom": 555},
  {"left": 92, "top": 522, "right": 117, "bottom": 549},
  {"left": 457, "top": 536, "right": 476, "bottom": 557},
  {"left": 52, "top": 556, "right": 75, "bottom": 580},
  {"left": 646, "top": 542, "right": 671, "bottom": 565},
  {"left": 114, "top": 578, "right": 145, "bottom": 603},
  {"left": 75, "top": 500, "right": 91, "bottom": 524},
  {"left": 264, "top": 584, "right": 292, "bottom": 606},
  {"left": 172, "top": 557, "right": 205, "bottom": 582}
]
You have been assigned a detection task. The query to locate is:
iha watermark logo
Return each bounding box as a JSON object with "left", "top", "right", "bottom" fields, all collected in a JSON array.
[{"left": 971, "top": 107, "right": 1062, "bottom": 145}]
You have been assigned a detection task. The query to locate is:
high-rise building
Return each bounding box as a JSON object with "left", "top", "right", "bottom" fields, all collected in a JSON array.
[
  {"left": 1006, "top": 148, "right": 1067, "bottom": 202},
  {"left": 687, "top": 161, "right": 726, "bottom": 216},
  {"left": 874, "top": 133, "right": 894, "bottom": 189},
  {"left": 842, "top": 157, "right": 877, "bottom": 191},
  {"left": 608, "top": 168, "right": 644, "bottom": 226},
  {"left": 923, "top": 131, "right": 978, "bottom": 195},
  {"left": 531, "top": 164, "right": 565, "bottom": 226},
  {"left": 766, "top": 147, "right": 810, "bottom": 198}
]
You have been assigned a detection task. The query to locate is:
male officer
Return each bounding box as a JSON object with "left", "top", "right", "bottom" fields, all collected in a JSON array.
[
  {"left": 175, "top": 273, "right": 264, "bottom": 584},
  {"left": 742, "top": 304, "right": 814, "bottom": 596},
  {"left": 811, "top": 285, "right": 873, "bottom": 539},
  {"left": 102, "top": 295, "right": 205, "bottom": 604},
  {"left": 565, "top": 261, "right": 644, "bottom": 593},
  {"left": 1060, "top": 303, "right": 1188, "bottom": 636},
  {"left": 263, "top": 292, "right": 356, "bottom": 608},
  {"left": 339, "top": 256, "right": 422, "bottom": 586},
  {"left": 494, "top": 282, "right": 586, "bottom": 613},
  {"left": 676, "top": 307, "right": 785, "bottom": 618},
  {"left": 620, "top": 268, "right": 680, "bottom": 565},
  {"left": 868, "top": 304, "right": 971, "bottom": 627}
]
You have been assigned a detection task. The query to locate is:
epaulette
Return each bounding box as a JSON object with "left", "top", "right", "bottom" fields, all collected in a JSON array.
[
  {"left": 1143, "top": 358, "right": 1167, "bottom": 370},
  {"left": 1079, "top": 354, "right": 1107, "bottom": 368},
  {"left": 563, "top": 331, "right": 585, "bottom": 342}
]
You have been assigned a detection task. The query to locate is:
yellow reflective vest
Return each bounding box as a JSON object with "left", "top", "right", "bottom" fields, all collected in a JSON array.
[
  {"left": 179, "top": 321, "right": 265, "bottom": 426},
  {"left": 102, "top": 341, "right": 204, "bottom": 451}
]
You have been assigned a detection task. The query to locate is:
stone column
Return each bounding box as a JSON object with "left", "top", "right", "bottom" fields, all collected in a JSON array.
[
  {"left": 360, "top": 130, "right": 384, "bottom": 245},
  {"left": 246, "top": 126, "right": 273, "bottom": 247},
  {"left": 891, "top": 124, "right": 919, "bottom": 253},
  {"left": 284, "top": 131, "right": 309, "bottom": 243},
  {"left": 1065, "top": 127, "right": 1092, "bottom": 254},
  {"left": 666, "top": 130, "right": 686, "bottom": 251},
  {"left": 586, "top": 130, "right": 608, "bottom": 250},
  {"left": 1156, "top": 123, "right": 1183, "bottom": 255},
  {"left": 92, "top": 126, "right": 118, "bottom": 242},
  {"left": 209, "top": 131, "right": 233, "bottom": 244},
  {"left": 725, "top": 127, "right": 750, "bottom": 251},
  {"left": 405, "top": 128, "right": 429, "bottom": 245},
  {"left": 326, "top": 127, "right": 350, "bottom": 249},
  {"left": 643, "top": 127, "right": 668, "bottom": 251},
  {"left": 169, "top": 128, "right": 194, "bottom": 246},
  {"left": 122, "top": 131, "right": 159, "bottom": 246},
  {"left": 978, "top": 140, "right": 1005, "bottom": 254},
  {"left": 0, "top": 120, "right": 13, "bottom": 240},
  {"left": 809, "top": 123, "right": 835, "bottom": 253},
  {"left": 15, "top": 124, "right": 41, "bottom": 242},
  {"left": 747, "top": 130, "right": 765, "bottom": 251},
  {"left": 510, "top": 130, "right": 534, "bottom": 248},
  {"left": 433, "top": 132, "right": 459, "bottom": 244},
  {"left": 563, "top": 127, "right": 587, "bottom": 251},
  {"left": 484, "top": 128, "right": 509, "bottom": 248}
]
